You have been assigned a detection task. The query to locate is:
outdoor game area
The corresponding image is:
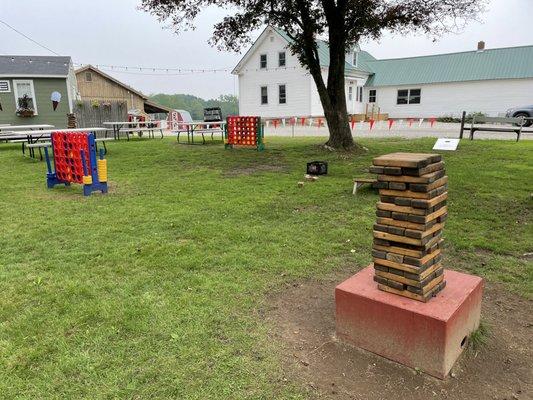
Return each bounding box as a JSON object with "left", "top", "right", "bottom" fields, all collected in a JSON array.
[{"left": 0, "top": 136, "right": 531, "bottom": 399}]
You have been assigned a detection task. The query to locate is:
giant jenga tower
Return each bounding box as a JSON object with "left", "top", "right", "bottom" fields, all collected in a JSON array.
[{"left": 369, "top": 153, "right": 448, "bottom": 302}]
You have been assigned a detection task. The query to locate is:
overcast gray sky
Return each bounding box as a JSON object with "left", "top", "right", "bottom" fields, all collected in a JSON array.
[{"left": 1, "top": 0, "right": 531, "bottom": 99}]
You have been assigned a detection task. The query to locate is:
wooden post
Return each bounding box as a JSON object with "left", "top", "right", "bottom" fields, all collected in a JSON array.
[{"left": 459, "top": 111, "right": 466, "bottom": 139}]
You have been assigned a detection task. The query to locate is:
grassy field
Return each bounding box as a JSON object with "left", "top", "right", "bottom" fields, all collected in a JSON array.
[{"left": 0, "top": 137, "right": 531, "bottom": 399}]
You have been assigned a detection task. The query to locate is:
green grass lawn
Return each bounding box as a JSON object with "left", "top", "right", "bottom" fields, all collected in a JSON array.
[{"left": 0, "top": 137, "right": 531, "bottom": 399}]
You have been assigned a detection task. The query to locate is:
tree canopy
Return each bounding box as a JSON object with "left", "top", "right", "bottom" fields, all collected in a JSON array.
[{"left": 142, "top": 0, "right": 487, "bottom": 149}]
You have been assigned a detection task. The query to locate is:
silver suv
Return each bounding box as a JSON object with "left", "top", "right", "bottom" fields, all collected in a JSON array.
[{"left": 505, "top": 105, "right": 533, "bottom": 127}]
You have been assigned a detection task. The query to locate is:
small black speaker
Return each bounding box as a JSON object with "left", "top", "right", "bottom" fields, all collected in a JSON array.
[{"left": 307, "top": 161, "right": 328, "bottom": 175}]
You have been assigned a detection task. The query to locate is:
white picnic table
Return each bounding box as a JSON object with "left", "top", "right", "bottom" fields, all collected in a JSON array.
[
  {"left": 102, "top": 121, "right": 162, "bottom": 140},
  {"left": 1, "top": 127, "right": 108, "bottom": 159},
  {"left": 172, "top": 121, "right": 226, "bottom": 144},
  {"left": 0, "top": 124, "right": 54, "bottom": 132}
]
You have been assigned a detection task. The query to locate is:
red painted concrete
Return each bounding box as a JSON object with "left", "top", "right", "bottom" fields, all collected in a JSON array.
[{"left": 335, "top": 265, "right": 483, "bottom": 379}]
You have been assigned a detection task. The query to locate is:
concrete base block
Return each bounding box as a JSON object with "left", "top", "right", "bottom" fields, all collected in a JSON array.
[{"left": 335, "top": 265, "right": 483, "bottom": 379}]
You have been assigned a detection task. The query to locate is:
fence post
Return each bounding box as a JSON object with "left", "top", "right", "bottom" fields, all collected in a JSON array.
[{"left": 459, "top": 111, "right": 466, "bottom": 139}]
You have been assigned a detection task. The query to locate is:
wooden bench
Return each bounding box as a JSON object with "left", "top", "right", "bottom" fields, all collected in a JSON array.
[
  {"left": 353, "top": 178, "right": 377, "bottom": 195},
  {"left": 459, "top": 111, "right": 530, "bottom": 141},
  {"left": 26, "top": 142, "right": 51, "bottom": 160},
  {"left": 118, "top": 127, "right": 164, "bottom": 140},
  {"left": 22, "top": 137, "right": 113, "bottom": 160}
]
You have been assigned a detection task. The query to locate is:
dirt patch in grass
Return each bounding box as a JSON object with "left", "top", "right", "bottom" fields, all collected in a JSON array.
[
  {"left": 223, "top": 164, "right": 288, "bottom": 177},
  {"left": 266, "top": 268, "right": 532, "bottom": 400}
]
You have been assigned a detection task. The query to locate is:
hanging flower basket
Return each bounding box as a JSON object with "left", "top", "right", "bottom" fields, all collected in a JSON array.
[
  {"left": 16, "top": 94, "right": 35, "bottom": 117},
  {"left": 16, "top": 109, "right": 35, "bottom": 117}
]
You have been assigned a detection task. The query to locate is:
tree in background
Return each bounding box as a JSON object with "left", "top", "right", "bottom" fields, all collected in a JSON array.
[
  {"left": 150, "top": 93, "right": 238, "bottom": 120},
  {"left": 142, "top": 0, "right": 486, "bottom": 150}
]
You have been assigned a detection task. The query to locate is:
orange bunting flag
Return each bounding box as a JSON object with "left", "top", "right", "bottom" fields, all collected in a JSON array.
[
  {"left": 408, "top": 118, "right": 414, "bottom": 127},
  {"left": 350, "top": 116, "right": 356, "bottom": 129},
  {"left": 369, "top": 119, "right": 375, "bottom": 130},
  {"left": 301, "top": 117, "right": 306, "bottom": 126},
  {"left": 388, "top": 119, "right": 394, "bottom": 130},
  {"left": 273, "top": 119, "right": 279, "bottom": 129},
  {"left": 317, "top": 118, "right": 323, "bottom": 128},
  {"left": 430, "top": 117, "right": 436, "bottom": 127}
]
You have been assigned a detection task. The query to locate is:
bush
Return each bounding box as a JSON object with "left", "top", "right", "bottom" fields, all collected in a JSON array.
[{"left": 436, "top": 112, "right": 487, "bottom": 124}]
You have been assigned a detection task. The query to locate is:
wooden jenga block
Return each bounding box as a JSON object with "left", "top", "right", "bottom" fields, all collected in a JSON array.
[{"left": 369, "top": 153, "right": 448, "bottom": 302}]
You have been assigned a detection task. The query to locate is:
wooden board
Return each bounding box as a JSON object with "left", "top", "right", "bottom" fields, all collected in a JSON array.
[
  {"left": 373, "top": 230, "right": 424, "bottom": 246},
  {"left": 377, "top": 202, "right": 427, "bottom": 216},
  {"left": 403, "top": 161, "right": 445, "bottom": 177},
  {"left": 419, "top": 274, "right": 445, "bottom": 295},
  {"left": 377, "top": 169, "right": 445, "bottom": 184},
  {"left": 419, "top": 262, "right": 442, "bottom": 280},
  {"left": 377, "top": 275, "right": 445, "bottom": 302},
  {"left": 410, "top": 176, "right": 448, "bottom": 192},
  {"left": 379, "top": 188, "right": 436, "bottom": 199},
  {"left": 424, "top": 206, "right": 448, "bottom": 224},
  {"left": 373, "top": 244, "right": 423, "bottom": 258},
  {"left": 418, "top": 222, "right": 444, "bottom": 239},
  {"left": 372, "top": 153, "right": 441, "bottom": 168},
  {"left": 377, "top": 283, "right": 430, "bottom": 302},
  {"left": 372, "top": 257, "right": 421, "bottom": 274},
  {"left": 411, "top": 192, "right": 448, "bottom": 209},
  {"left": 375, "top": 270, "right": 420, "bottom": 287},
  {"left": 376, "top": 217, "right": 429, "bottom": 231}
]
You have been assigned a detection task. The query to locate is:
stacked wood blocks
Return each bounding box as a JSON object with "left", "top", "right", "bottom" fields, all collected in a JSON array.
[{"left": 369, "top": 153, "right": 448, "bottom": 302}]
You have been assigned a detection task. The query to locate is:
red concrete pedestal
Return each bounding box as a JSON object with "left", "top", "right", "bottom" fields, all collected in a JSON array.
[{"left": 335, "top": 265, "right": 483, "bottom": 379}]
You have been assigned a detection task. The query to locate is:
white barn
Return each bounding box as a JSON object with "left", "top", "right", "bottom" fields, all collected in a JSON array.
[{"left": 232, "top": 26, "right": 533, "bottom": 119}]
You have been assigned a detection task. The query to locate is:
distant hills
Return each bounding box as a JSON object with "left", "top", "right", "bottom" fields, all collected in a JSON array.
[{"left": 150, "top": 94, "right": 238, "bottom": 119}]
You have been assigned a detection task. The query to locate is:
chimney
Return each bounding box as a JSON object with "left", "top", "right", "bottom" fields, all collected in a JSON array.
[{"left": 477, "top": 41, "right": 485, "bottom": 52}]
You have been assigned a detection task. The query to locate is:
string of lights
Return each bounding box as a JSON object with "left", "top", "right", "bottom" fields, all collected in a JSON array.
[{"left": 1, "top": 19, "right": 303, "bottom": 76}]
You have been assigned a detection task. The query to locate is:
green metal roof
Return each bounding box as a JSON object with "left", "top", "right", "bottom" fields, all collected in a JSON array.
[
  {"left": 272, "top": 27, "right": 533, "bottom": 85},
  {"left": 365, "top": 45, "right": 533, "bottom": 87}
]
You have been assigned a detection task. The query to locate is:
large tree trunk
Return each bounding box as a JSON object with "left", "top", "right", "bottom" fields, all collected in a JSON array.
[{"left": 296, "top": 0, "right": 357, "bottom": 150}]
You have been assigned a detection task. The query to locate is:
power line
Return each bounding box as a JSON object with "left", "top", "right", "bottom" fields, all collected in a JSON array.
[{"left": 0, "top": 19, "right": 61, "bottom": 56}]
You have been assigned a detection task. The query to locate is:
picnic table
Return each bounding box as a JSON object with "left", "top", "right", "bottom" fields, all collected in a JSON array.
[
  {"left": 102, "top": 121, "right": 162, "bottom": 141},
  {"left": 0, "top": 124, "right": 54, "bottom": 132},
  {"left": 1, "top": 127, "right": 107, "bottom": 160},
  {"left": 173, "top": 121, "right": 226, "bottom": 144}
]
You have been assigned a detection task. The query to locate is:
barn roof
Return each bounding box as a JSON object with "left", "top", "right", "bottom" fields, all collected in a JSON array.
[
  {"left": 365, "top": 45, "right": 533, "bottom": 87},
  {"left": 0, "top": 55, "right": 72, "bottom": 77},
  {"left": 75, "top": 65, "right": 149, "bottom": 99}
]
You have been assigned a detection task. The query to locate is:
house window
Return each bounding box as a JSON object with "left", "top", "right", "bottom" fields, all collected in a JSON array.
[
  {"left": 13, "top": 80, "right": 38, "bottom": 114},
  {"left": 358, "top": 87, "right": 363, "bottom": 103},
  {"left": 260, "top": 54, "right": 267, "bottom": 69},
  {"left": 348, "top": 86, "right": 353, "bottom": 101},
  {"left": 409, "top": 89, "right": 421, "bottom": 104},
  {"left": 260, "top": 86, "right": 268, "bottom": 104},
  {"left": 85, "top": 72, "right": 93, "bottom": 82},
  {"left": 368, "top": 89, "right": 377, "bottom": 103},
  {"left": 278, "top": 52, "right": 286, "bottom": 67},
  {"left": 397, "top": 88, "right": 421, "bottom": 105},
  {"left": 0, "top": 80, "right": 10, "bottom": 92},
  {"left": 279, "top": 84, "right": 286, "bottom": 104}
]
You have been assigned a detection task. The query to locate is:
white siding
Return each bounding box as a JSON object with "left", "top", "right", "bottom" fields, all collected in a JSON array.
[
  {"left": 310, "top": 70, "right": 369, "bottom": 116},
  {"left": 237, "top": 28, "right": 312, "bottom": 117},
  {"left": 365, "top": 78, "right": 533, "bottom": 118}
]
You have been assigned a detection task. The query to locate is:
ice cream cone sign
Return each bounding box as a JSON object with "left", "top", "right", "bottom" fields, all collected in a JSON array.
[{"left": 51, "top": 91, "right": 61, "bottom": 111}]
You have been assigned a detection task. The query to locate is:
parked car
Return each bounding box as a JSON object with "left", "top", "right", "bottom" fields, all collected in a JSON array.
[{"left": 505, "top": 105, "right": 533, "bottom": 127}]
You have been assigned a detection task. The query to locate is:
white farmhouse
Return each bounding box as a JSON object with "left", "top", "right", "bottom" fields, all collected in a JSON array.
[{"left": 232, "top": 25, "right": 533, "bottom": 119}]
